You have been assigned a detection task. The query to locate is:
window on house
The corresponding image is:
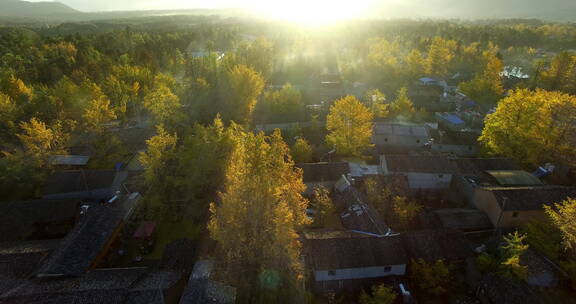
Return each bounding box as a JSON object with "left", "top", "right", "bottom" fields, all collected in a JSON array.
[
  {"left": 416, "top": 139, "right": 421, "bottom": 144},
  {"left": 384, "top": 138, "right": 388, "bottom": 142},
  {"left": 328, "top": 270, "right": 336, "bottom": 276},
  {"left": 512, "top": 211, "right": 519, "bottom": 218},
  {"left": 384, "top": 266, "right": 392, "bottom": 272},
  {"left": 439, "top": 174, "right": 444, "bottom": 178}
]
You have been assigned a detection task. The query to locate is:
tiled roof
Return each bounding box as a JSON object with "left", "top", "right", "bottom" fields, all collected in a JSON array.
[
  {"left": 0, "top": 267, "right": 182, "bottom": 304},
  {"left": 36, "top": 194, "right": 140, "bottom": 276},
  {"left": 50, "top": 155, "right": 90, "bottom": 166},
  {"left": 42, "top": 170, "right": 127, "bottom": 197},
  {"left": 179, "top": 260, "right": 236, "bottom": 304},
  {"left": 304, "top": 229, "right": 471, "bottom": 271},
  {"left": 0, "top": 240, "right": 61, "bottom": 295},
  {"left": 401, "top": 229, "right": 472, "bottom": 262},
  {"left": 373, "top": 123, "right": 430, "bottom": 137},
  {"left": 0, "top": 200, "right": 80, "bottom": 242},
  {"left": 296, "top": 162, "right": 350, "bottom": 183},
  {"left": 433, "top": 209, "right": 493, "bottom": 231},
  {"left": 338, "top": 188, "right": 389, "bottom": 236},
  {"left": 490, "top": 186, "right": 576, "bottom": 211},
  {"left": 485, "top": 170, "right": 543, "bottom": 186},
  {"left": 305, "top": 234, "right": 408, "bottom": 270},
  {"left": 478, "top": 274, "right": 538, "bottom": 304},
  {"left": 179, "top": 279, "right": 236, "bottom": 304},
  {"left": 383, "top": 154, "right": 458, "bottom": 174},
  {"left": 452, "top": 158, "right": 521, "bottom": 175}
]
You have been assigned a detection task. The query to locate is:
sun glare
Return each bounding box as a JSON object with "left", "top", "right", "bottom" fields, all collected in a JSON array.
[{"left": 254, "top": 0, "right": 374, "bottom": 26}]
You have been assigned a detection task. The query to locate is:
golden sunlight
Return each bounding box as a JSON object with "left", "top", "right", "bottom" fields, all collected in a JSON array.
[{"left": 254, "top": 0, "right": 375, "bottom": 25}]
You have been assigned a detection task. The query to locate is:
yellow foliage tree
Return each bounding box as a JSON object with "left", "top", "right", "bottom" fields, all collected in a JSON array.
[
  {"left": 410, "top": 259, "right": 452, "bottom": 295},
  {"left": 2, "top": 74, "right": 34, "bottom": 103},
  {"left": 359, "top": 284, "right": 397, "bottom": 304},
  {"left": 143, "top": 85, "right": 182, "bottom": 126},
  {"left": 459, "top": 53, "right": 504, "bottom": 105},
  {"left": 82, "top": 95, "right": 117, "bottom": 132},
  {"left": 17, "top": 118, "right": 70, "bottom": 166},
  {"left": 545, "top": 198, "right": 576, "bottom": 250},
  {"left": 139, "top": 125, "right": 178, "bottom": 186},
  {"left": 222, "top": 64, "right": 265, "bottom": 125},
  {"left": 364, "top": 89, "right": 389, "bottom": 120},
  {"left": 326, "top": 95, "right": 374, "bottom": 157},
  {"left": 392, "top": 196, "right": 423, "bottom": 230},
  {"left": 208, "top": 130, "right": 310, "bottom": 301},
  {"left": 390, "top": 87, "right": 415, "bottom": 119},
  {"left": 480, "top": 89, "right": 576, "bottom": 167},
  {"left": 311, "top": 185, "right": 334, "bottom": 227},
  {"left": 405, "top": 49, "right": 426, "bottom": 81},
  {"left": 291, "top": 137, "right": 313, "bottom": 163},
  {"left": 426, "top": 37, "right": 457, "bottom": 77},
  {"left": 0, "top": 93, "right": 17, "bottom": 135}
]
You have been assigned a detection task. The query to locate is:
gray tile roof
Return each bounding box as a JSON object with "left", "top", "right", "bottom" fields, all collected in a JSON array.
[
  {"left": 36, "top": 194, "right": 140, "bottom": 276},
  {"left": 179, "top": 260, "right": 236, "bottom": 304},
  {"left": 0, "top": 240, "right": 60, "bottom": 295},
  {"left": 0, "top": 200, "right": 80, "bottom": 242},
  {"left": 179, "top": 279, "right": 236, "bottom": 304},
  {"left": 433, "top": 209, "right": 493, "bottom": 231},
  {"left": 0, "top": 267, "right": 182, "bottom": 304},
  {"left": 490, "top": 186, "right": 576, "bottom": 211},
  {"left": 42, "top": 170, "right": 127, "bottom": 198},
  {"left": 383, "top": 154, "right": 458, "bottom": 174},
  {"left": 305, "top": 234, "right": 408, "bottom": 270},
  {"left": 296, "top": 162, "right": 350, "bottom": 183},
  {"left": 452, "top": 158, "right": 521, "bottom": 175},
  {"left": 304, "top": 229, "right": 471, "bottom": 272}
]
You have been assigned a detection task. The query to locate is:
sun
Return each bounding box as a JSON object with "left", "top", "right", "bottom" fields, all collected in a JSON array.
[{"left": 254, "top": 0, "right": 374, "bottom": 26}]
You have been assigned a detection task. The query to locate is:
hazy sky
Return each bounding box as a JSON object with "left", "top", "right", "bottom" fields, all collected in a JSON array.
[
  {"left": 25, "top": 0, "right": 576, "bottom": 21},
  {"left": 28, "top": 0, "right": 380, "bottom": 12}
]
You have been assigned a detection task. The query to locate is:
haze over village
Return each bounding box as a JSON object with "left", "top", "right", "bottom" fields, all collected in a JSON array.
[{"left": 0, "top": 0, "right": 576, "bottom": 303}]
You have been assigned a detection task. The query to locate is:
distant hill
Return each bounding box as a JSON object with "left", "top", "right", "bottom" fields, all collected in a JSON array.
[{"left": 0, "top": 0, "right": 80, "bottom": 17}]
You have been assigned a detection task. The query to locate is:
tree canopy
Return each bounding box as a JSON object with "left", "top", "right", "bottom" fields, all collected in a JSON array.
[
  {"left": 326, "top": 95, "right": 374, "bottom": 157},
  {"left": 209, "top": 129, "right": 310, "bottom": 302},
  {"left": 480, "top": 88, "right": 576, "bottom": 168}
]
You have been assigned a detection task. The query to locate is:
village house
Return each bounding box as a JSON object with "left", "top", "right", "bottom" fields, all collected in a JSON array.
[
  {"left": 179, "top": 260, "right": 237, "bottom": 304},
  {"left": 429, "top": 128, "right": 480, "bottom": 157},
  {"left": 304, "top": 229, "right": 471, "bottom": 294},
  {"left": 372, "top": 123, "right": 431, "bottom": 151},
  {"left": 0, "top": 240, "right": 61, "bottom": 296},
  {"left": 0, "top": 199, "right": 82, "bottom": 242},
  {"left": 450, "top": 158, "right": 523, "bottom": 204},
  {"left": 473, "top": 186, "right": 576, "bottom": 229},
  {"left": 36, "top": 193, "right": 141, "bottom": 277},
  {"left": 337, "top": 187, "right": 391, "bottom": 237},
  {"left": 432, "top": 208, "right": 493, "bottom": 232},
  {"left": 380, "top": 154, "right": 458, "bottom": 190},
  {"left": 296, "top": 162, "right": 351, "bottom": 195},
  {"left": 50, "top": 155, "right": 90, "bottom": 167},
  {"left": 42, "top": 169, "right": 128, "bottom": 200},
  {"left": 0, "top": 266, "right": 184, "bottom": 303},
  {"left": 435, "top": 112, "right": 465, "bottom": 131}
]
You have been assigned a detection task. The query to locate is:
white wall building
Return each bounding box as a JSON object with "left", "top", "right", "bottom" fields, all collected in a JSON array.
[
  {"left": 380, "top": 154, "right": 457, "bottom": 190},
  {"left": 372, "top": 123, "right": 431, "bottom": 148}
]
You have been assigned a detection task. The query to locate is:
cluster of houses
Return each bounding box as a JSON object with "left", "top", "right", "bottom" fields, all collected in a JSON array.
[
  {"left": 0, "top": 164, "right": 235, "bottom": 303},
  {"left": 296, "top": 117, "right": 576, "bottom": 301}
]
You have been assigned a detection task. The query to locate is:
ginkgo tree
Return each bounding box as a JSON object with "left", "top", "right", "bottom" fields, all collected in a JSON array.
[
  {"left": 326, "top": 95, "right": 374, "bottom": 157},
  {"left": 17, "top": 117, "right": 71, "bottom": 167},
  {"left": 209, "top": 129, "right": 310, "bottom": 302},
  {"left": 480, "top": 88, "right": 576, "bottom": 168}
]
